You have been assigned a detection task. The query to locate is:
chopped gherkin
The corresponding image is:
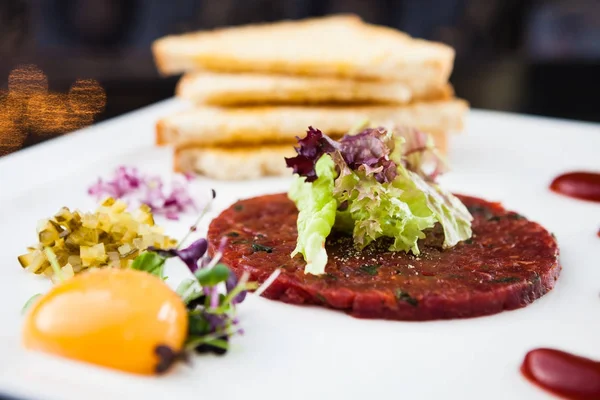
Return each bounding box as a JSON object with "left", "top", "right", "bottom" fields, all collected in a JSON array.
[{"left": 18, "top": 197, "right": 176, "bottom": 281}]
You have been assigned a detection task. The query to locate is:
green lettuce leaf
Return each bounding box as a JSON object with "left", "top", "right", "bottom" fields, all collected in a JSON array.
[
  {"left": 390, "top": 134, "right": 472, "bottom": 249},
  {"left": 400, "top": 168, "right": 473, "bottom": 249},
  {"left": 288, "top": 155, "right": 338, "bottom": 275},
  {"left": 332, "top": 155, "right": 437, "bottom": 253},
  {"left": 288, "top": 127, "right": 473, "bottom": 275}
]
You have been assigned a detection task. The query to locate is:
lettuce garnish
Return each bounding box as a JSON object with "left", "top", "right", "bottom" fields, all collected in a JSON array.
[
  {"left": 288, "top": 155, "right": 337, "bottom": 275},
  {"left": 286, "top": 126, "right": 473, "bottom": 275}
]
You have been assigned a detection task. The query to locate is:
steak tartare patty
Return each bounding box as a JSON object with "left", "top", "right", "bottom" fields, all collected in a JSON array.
[{"left": 208, "top": 193, "right": 560, "bottom": 320}]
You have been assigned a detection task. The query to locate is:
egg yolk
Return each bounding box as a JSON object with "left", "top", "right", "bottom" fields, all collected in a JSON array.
[{"left": 22, "top": 268, "right": 188, "bottom": 375}]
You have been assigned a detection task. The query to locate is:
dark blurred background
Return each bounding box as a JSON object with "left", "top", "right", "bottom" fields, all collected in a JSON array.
[{"left": 0, "top": 0, "right": 599, "bottom": 154}]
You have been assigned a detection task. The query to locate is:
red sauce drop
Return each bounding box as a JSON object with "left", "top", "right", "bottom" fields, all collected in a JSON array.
[
  {"left": 521, "top": 348, "right": 600, "bottom": 400},
  {"left": 550, "top": 172, "right": 600, "bottom": 202}
]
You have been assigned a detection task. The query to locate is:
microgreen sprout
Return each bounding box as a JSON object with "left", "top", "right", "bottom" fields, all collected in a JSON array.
[
  {"left": 22, "top": 247, "right": 64, "bottom": 314},
  {"left": 44, "top": 247, "right": 65, "bottom": 283},
  {"left": 176, "top": 188, "right": 216, "bottom": 249},
  {"left": 129, "top": 189, "right": 280, "bottom": 373},
  {"left": 20, "top": 187, "right": 280, "bottom": 374}
]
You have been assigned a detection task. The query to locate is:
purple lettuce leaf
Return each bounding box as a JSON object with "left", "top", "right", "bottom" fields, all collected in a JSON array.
[
  {"left": 284, "top": 127, "right": 339, "bottom": 182},
  {"left": 286, "top": 125, "right": 449, "bottom": 184},
  {"left": 338, "top": 127, "right": 397, "bottom": 183},
  {"left": 339, "top": 127, "right": 390, "bottom": 167}
]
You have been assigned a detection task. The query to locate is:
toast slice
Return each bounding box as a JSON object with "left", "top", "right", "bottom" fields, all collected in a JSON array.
[
  {"left": 175, "top": 131, "right": 448, "bottom": 180},
  {"left": 152, "top": 15, "right": 454, "bottom": 83},
  {"left": 176, "top": 71, "right": 453, "bottom": 106},
  {"left": 174, "top": 129, "right": 448, "bottom": 180},
  {"left": 156, "top": 100, "right": 467, "bottom": 147},
  {"left": 174, "top": 144, "right": 295, "bottom": 180}
]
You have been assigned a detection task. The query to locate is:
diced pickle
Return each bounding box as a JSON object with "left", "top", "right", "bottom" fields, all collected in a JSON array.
[
  {"left": 38, "top": 220, "right": 62, "bottom": 246},
  {"left": 18, "top": 197, "right": 176, "bottom": 282},
  {"left": 51, "top": 264, "right": 74, "bottom": 284},
  {"left": 136, "top": 204, "right": 155, "bottom": 226},
  {"left": 101, "top": 197, "right": 116, "bottom": 207},
  {"left": 110, "top": 200, "right": 128, "bottom": 213},
  {"left": 118, "top": 243, "right": 132, "bottom": 255},
  {"left": 18, "top": 252, "right": 35, "bottom": 268},
  {"left": 54, "top": 207, "right": 73, "bottom": 223},
  {"left": 26, "top": 251, "right": 49, "bottom": 274},
  {"left": 67, "top": 254, "right": 82, "bottom": 267},
  {"left": 81, "top": 243, "right": 107, "bottom": 266}
]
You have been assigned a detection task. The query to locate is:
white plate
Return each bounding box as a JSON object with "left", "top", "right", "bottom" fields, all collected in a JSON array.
[{"left": 0, "top": 100, "right": 598, "bottom": 400}]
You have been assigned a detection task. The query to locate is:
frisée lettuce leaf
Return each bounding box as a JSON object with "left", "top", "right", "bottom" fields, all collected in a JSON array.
[{"left": 286, "top": 126, "right": 473, "bottom": 275}]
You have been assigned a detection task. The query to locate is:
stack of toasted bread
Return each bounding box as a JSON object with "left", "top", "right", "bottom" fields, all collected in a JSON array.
[{"left": 152, "top": 15, "right": 468, "bottom": 180}]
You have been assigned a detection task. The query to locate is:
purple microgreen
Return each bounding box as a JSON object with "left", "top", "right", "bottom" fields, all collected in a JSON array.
[
  {"left": 149, "top": 238, "right": 208, "bottom": 273},
  {"left": 217, "top": 236, "right": 228, "bottom": 252},
  {"left": 225, "top": 272, "right": 246, "bottom": 304},
  {"left": 184, "top": 327, "right": 243, "bottom": 353},
  {"left": 223, "top": 271, "right": 252, "bottom": 305},
  {"left": 202, "top": 310, "right": 228, "bottom": 331},
  {"left": 209, "top": 286, "right": 220, "bottom": 309},
  {"left": 176, "top": 189, "right": 216, "bottom": 249},
  {"left": 130, "top": 187, "right": 270, "bottom": 368},
  {"left": 154, "top": 345, "right": 188, "bottom": 374},
  {"left": 285, "top": 127, "right": 339, "bottom": 182}
]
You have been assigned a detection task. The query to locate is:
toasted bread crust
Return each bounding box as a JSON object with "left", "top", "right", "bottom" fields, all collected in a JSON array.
[
  {"left": 152, "top": 15, "right": 454, "bottom": 83},
  {"left": 174, "top": 144, "right": 295, "bottom": 180},
  {"left": 176, "top": 71, "right": 453, "bottom": 106},
  {"left": 156, "top": 100, "right": 467, "bottom": 147}
]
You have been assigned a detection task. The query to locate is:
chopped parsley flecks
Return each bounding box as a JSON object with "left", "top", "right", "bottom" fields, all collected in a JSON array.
[
  {"left": 324, "top": 273, "right": 338, "bottom": 281},
  {"left": 395, "top": 289, "right": 418, "bottom": 306},
  {"left": 491, "top": 276, "right": 521, "bottom": 284},
  {"left": 359, "top": 264, "right": 380, "bottom": 276},
  {"left": 251, "top": 243, "right": 273, "bottom": 253}
]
